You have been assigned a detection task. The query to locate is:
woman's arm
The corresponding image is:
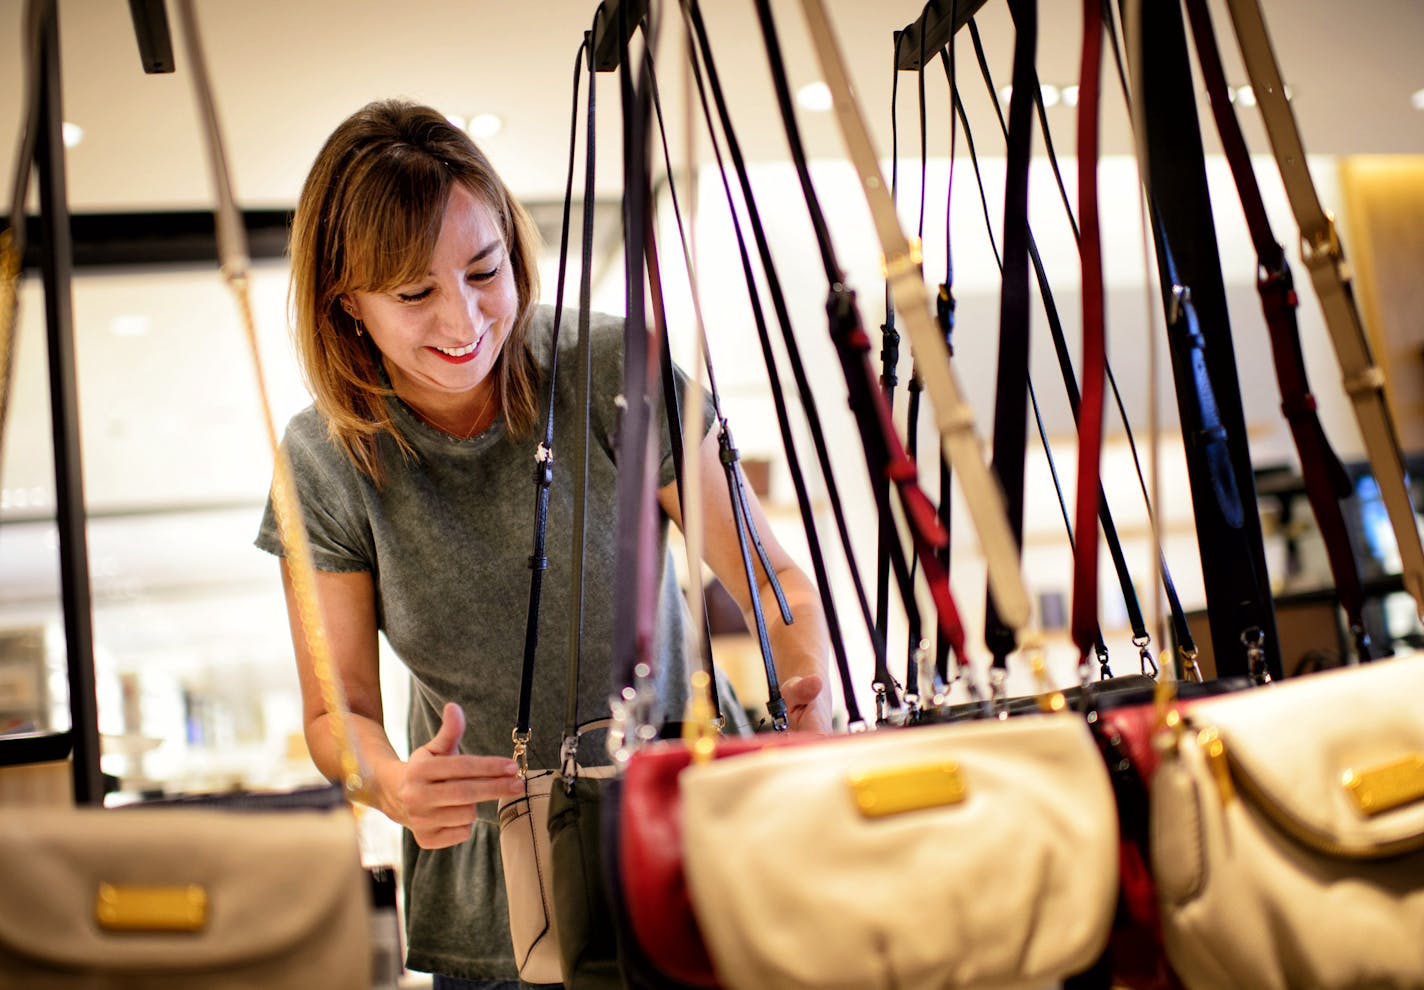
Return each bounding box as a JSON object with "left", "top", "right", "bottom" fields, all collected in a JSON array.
[
  {"left": 279, "top": 562, "right": 522, "bottom": 847},
  {"left": 657, "top": 428, "right": 833, "bottom": 733}
]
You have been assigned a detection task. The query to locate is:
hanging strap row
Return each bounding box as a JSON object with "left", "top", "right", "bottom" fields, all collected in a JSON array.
[
  {"left": 1181, "top": 0, "right": 1371, "bottom": 658},
  {"left": 1222, "top": 0, "right": 1424, "bottom": 619},
  {"left": 1127, "top": 0, "right": 1280, "bottom": 679},
  {"left": 792, "top": 0, "right": 1028, "bottom": 651}
]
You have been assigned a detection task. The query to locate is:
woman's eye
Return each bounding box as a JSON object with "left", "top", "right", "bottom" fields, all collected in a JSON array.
[
  {"left": 468, "top": 265, "right": 500, "bottom": 283},
  {"left": 396, "top": 288, "right": 432, "bottom": 303}
]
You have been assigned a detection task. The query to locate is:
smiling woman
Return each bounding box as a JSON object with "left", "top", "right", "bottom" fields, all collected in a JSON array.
[{"left": 253, "top": 100, "right": 831, "bottom": 987}]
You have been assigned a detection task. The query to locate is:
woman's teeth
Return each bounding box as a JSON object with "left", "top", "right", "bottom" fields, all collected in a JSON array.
[{"left": 435, "top": 338, "right": 479, "bottom": 357}]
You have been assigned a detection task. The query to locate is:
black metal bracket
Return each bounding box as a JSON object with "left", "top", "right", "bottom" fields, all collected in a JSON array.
[
  {"left": 894, "top": 0, "right": 994, "bottom": 70},
  {"left": 591, "top": 0, "right": 648, "bottom": 71},
  {"left": 127, "top": 0, "right": 175, "bottom": 74}
]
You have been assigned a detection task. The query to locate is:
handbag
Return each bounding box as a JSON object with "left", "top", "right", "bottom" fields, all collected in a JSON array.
[
  {"left": 1151, "top": 655, "right": 1424, "bottom": 990},
  {"left": 0, "top": 803, "right": 369, "bottom": 988},
  {"left": 499, "top": 763, "right": 616, "bottom": 988},
  {"left": 679, "top": 713, "right": 1119, "bottom": 990}
]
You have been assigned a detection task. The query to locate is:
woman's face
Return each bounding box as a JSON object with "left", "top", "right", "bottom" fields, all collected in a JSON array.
[{"left": 346, "top": 184, "right": 518, "bottom": 415}]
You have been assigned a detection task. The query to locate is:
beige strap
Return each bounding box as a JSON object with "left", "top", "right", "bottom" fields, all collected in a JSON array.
[
  {"left": 175, "top": 0, "right": 368, "bottom": 795},
  {"left": 1225, "top": 0, "right": 1424, "bottom": 616},
  {"left": 797, "top": 0, "right": 1030, "bottom": 633}
]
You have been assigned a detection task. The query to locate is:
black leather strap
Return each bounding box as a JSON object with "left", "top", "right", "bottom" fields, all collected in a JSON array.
[
  {"left": 563, "top": 22, "right": 600, "bottom": 744},
  {"left": 980, "top": 0, "right": 1036, "bottom": 676},
  {"left": 515, "top": 39, "right": 587, "bottom": 744}
]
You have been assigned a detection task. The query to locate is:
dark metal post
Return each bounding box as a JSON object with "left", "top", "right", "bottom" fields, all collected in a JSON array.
[{"left": 36, "top": 0, "right": 104, "bottom": 805}]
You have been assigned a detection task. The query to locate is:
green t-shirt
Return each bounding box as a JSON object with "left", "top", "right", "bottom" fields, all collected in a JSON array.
[{"left": 256, "top": 306, "right": 716, "bottom": 980}]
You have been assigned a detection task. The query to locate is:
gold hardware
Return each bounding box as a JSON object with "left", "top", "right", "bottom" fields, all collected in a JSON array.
[
  {"left": 1027, "top": 647, "right": 1066, "bottom": 713},
  {"left": 511, "top": 728, "right": 530, "bottom": 780},
  {"left": 95, "top": 883, "right": 208, "bottom": 933},
  {"left": 880, "top": 238, "right": 924, "bottom": 279},
  {"left": 1299, "top": 212, "right": 1341, "bottom": 269},
  {"left": 849, "top": 760, "right": 966, "bottom": 818},
  {"left": 1197, "top": 727, "right": 1235, "bottom": 806},
  {"left": 1342, "top": 754, "right": 1424, "bottom": 817},
  {"left": 684, "top": 671, "right": 719, "bottom": 766}
]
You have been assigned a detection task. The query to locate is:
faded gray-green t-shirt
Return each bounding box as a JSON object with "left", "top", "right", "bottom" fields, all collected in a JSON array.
[{"left": 255, "top": 306, "right": 711, "bottom": 980}]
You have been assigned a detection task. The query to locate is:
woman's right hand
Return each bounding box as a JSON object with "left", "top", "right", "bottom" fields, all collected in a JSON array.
[{"left": 396, "top": 701, "right": 525, "bottom": 849}]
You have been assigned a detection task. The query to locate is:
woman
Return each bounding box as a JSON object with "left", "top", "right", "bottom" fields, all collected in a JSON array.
[{"left": 255, "top": 99, "right": 831, "bottom": 987}]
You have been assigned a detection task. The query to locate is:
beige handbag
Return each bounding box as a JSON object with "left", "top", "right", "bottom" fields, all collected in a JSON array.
[
  {"left": 498, "top": 763, "right": 615, "bottom": 986},
  {"left": 0, "top": 805, "right": 369, "bottom": 988},
  {"left": 1151, "top": 654, "right": 1424, "bottom": 990},
  {"left": 679, "top": 713, "right": 1119, "bottom": 990}
]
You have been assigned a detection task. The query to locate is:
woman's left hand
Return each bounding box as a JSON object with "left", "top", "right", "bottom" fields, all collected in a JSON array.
[{"left": 781, "top": 673, "right": 832, "bottom": 733}]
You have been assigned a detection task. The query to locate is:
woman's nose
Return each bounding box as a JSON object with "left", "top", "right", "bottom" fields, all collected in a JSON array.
[{"left": 438, "top": 285, "right": 479, "bottom": 336}]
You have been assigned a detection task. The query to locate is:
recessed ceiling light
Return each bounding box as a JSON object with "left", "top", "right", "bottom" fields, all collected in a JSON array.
[
  {"left": 796, "top": 81, "right": 833, "bottom": 112},
  {"left": 998, "top": 85, "right": 1014, "bottom": 107},
  {"left": 1039, "top": 84, "right": 1061, "bottom": 108},
  {"left": 1412, "top": 88, "right": 1424, "bottom": 110},
  {"left": 445, "top": 113, "right": 467, "bottom": 132},
  {"left": 110, "top": 315, "right": 151, "bottom": 338},
  {"left": 62, "top": 121, "right": 83, "bottom": 148},
  {"left": 1235, "top": 85, "right": 1257, "bottom": 107},
  {"left": 468, "top": 113, "right": 503, "bottom": 140},
  {"left": 1060, "top": 85, "right": 1080, "bottom": 108}
]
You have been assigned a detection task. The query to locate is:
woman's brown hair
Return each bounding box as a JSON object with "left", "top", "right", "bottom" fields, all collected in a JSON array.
[{"left": 289, "top": 99, "right": 542, "bottom": 482}]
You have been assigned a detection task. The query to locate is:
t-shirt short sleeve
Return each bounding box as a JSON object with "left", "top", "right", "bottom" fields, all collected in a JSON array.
[{"left": 253, "top": 409, "right": 374, "bottom": 573}]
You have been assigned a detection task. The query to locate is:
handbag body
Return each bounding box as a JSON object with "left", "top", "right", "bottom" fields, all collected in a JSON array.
[
  {"left": 498, "top": 764, "right": 614, "bottom": 988},
  {"left": 679, "top": 713, "right": 1119, "bottom": 990},
  {"left": 547, "top": 772, "right": 624, "bottom": 990},
  {"left": 0, "top": 805, "right": 370, "bottom": 989},
  {"left": 1151, "top": 655, "right": 1424, "bottom": 990}
]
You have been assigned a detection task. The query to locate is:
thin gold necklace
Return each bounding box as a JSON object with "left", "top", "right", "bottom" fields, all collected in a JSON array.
[{"left": 412, "top": 384, "right": 496, "bottom": 439}]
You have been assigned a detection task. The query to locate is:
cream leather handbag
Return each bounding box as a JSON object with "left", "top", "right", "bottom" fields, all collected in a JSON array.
[
  {"left": 679, "top": 713, "right": 1119, "bottom": 990},
  {"left": 1152, "top": 655, "right": 1424, "bottom": 990}
]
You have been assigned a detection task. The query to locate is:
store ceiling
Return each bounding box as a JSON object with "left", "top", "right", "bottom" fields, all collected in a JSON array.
[{"left": 0, "top": 0, "right": 1420, "bottom": 213}]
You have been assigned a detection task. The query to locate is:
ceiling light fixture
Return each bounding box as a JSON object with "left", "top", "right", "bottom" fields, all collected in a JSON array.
[
  {"left": 1412, "top": 88, "right": 1424, "bottom": 111},
  {"left": 61, "top": 121, "right": 83, "bottom": 148},
  {"left": 796, "top": 81, "right": 833, "bottom": 112},
  {"left": 1039, "top": 84, "right": 1061, "bottom": 108},
  {"left": 468, "top": 113, "right": 503, "bottom": 140},
  {"left": 1060, "top": 85, "right": 1080, "bottom": 108}
]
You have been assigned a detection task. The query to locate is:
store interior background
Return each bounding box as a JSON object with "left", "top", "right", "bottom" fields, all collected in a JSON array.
[{"left": 1, "top": 0, "right": 1422, "bottom": 854}]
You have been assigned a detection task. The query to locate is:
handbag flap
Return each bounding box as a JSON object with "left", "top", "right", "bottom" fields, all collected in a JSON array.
[
  {"left": 1188, "top": 656, "right": 1424, "bottom": 856},
  {"left": 0, "top": 806, "right": 365, "bottom": 970}
]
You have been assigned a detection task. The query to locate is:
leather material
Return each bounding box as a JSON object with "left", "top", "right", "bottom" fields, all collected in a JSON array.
[
  {"left": 1152, "top": 656, "right": 1424, "bottom": 989},
  {"left": 498, "top": 766, "right": 614, "bottom": 987},
  {"left": 619, "top": 734, "right": 813, "bottom": 987},
  {"left": 0, "top": 806, "right": 369, "bottom": 988},
  {"left": 680, "top": 715, "right": 1118, "bottom": 990},
  {"left": 548, "top": 774, "right": 623, "bottom": 990}
]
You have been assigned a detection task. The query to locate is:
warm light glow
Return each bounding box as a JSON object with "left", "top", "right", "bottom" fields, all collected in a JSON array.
[
  {"left": 1061, "top": 85, "right": 1080, "bottom": 108},
  {"left": 1039, "top": 84, "right": 1061, "bottom": 108},
  {"left": 444, "top": 113, "right": 467, "bottom": 132},
  {"left": 1412, "top": 88, "right": 1424, "bottom": 111},
  {"left": 62, "top": 121, "right": 83, "bottom": 148},
  {"left": 468, "top": 113, "right": 503, "bottom": 140},
  {"left": 1235, "top": 85, "right": 1257, "bottom": 108},
  {"left": 796, "top": 82, "right": 833, "bottom": 112}
]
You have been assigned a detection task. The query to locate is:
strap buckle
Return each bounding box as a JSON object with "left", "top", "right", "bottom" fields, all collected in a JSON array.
[{"left": 1299, "top": 212, "right": 1342, "bottom": 273}]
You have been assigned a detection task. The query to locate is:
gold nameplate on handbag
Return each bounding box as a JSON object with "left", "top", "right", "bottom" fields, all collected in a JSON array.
[
  {"left": 95, "top": 883, "right": 209, "bottom": 933},
  {"left": 1342, "top": 754, "right": 1424, "bottom": 817},
  {"left": 848, "top": 760, "right": 966, "bottom": 818}
]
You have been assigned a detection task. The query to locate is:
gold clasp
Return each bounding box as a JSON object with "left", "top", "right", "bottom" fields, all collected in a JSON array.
[
  {"left": 96, "top": 883, "right": 208, "bottom": 933},
  {"left": 849, "top": 760, "right": 966, "bottom": 818},
  {"left": 1197, "top": 726, "right": 1235, "bottom": 806},
  {"left": 511, "top": 728, "right": 530, "bottom": 780},
  {"left": 1342, "top": 754, "right": 1424, "bottom": 817}
]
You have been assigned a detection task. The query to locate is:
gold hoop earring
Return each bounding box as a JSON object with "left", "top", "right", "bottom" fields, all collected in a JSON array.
[{"left": 353, "top": 318, "right": 364, "bottom": 338}]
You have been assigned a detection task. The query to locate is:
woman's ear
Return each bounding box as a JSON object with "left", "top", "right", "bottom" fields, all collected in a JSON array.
[{"left": 339, "top": 296, "right": 362, "bottom": 321}]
